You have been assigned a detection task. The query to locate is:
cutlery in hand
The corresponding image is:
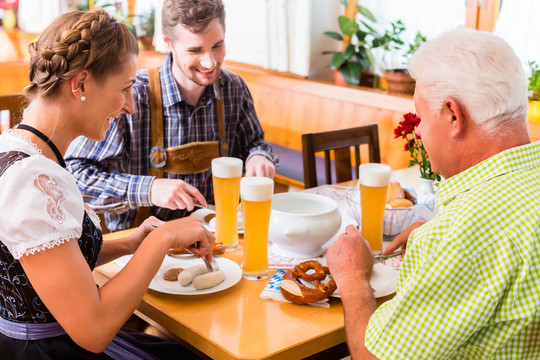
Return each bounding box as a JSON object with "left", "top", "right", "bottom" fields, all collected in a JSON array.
[
  {"left": 152, "top": 224, "right": 218, "bottom": 271},
  {"left": 193, "top": 202, "right": 216, "bottom": 211},
  {"left": 193, "top": 241, "right": 214, "bottom": 272},
  {"left": 373, "top": 249, "right": 404, "bottom": 264}
]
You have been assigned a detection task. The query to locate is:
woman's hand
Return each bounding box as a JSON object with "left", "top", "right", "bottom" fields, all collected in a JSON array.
[
  {"left": 97, "top": 216, "right": 165, "bottom": 266},
  {"left": 153, "top": 216, "right": 215, "bottom": 261},
  {"left": 125, "top": 216, "right": 164, "bottom": 253}
]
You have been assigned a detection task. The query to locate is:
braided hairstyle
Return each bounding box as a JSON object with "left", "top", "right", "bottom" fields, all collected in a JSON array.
[{"left": 25, "top": 9, "right": 139, "bottom": 99}]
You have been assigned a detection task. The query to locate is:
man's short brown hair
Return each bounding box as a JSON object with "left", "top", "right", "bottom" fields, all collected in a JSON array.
[{"left": 162, "top": 0, "right": 225, "bottom": 38}]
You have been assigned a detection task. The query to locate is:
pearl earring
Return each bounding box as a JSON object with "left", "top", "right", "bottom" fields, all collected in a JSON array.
[{"left": 81, "top": 96, "right": 87, "bottom": 102}]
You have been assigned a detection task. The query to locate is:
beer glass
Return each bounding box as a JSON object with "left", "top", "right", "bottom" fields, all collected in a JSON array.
[
  {"left": 240, "top": 177, "right": 274, "bottom": 280},
  {"left": 212, "top": 157, "right": 243, "bottom": 251},
  {"left": 359, "top": 163, "right": 391, "bottom": 253}
]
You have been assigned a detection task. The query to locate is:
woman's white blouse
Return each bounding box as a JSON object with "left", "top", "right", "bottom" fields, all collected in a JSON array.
[{"left": 0, "top": 130, "right": 86, "bottom": 259}]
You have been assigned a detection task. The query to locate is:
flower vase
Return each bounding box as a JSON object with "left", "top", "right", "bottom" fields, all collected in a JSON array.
[
  {"left": 2, "top": 8, "right": 17, "bottom": 32},
  {"left": 419, "top": 178, "right": 435, "bottom": 195}
]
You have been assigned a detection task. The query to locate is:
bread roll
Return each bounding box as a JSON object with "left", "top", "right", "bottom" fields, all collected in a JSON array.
[
  {"left": 386, "top": 181, "right": 404, "bottom": 202},
  {"left": 386, "top": 181, "right": 414, "bottom": 207},
  {"left": 388, "top": 198, "right": 414, "bottom": 208}
]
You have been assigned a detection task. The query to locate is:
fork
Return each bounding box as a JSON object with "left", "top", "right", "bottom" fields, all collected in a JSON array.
[
  {"left": 373, "top": 249, "right": 404, "bottom": 264},
  {"left": 193, "top": 241, "right": 216, "bottom": 272}
]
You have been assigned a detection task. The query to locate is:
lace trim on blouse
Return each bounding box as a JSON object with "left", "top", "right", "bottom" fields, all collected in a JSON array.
[
  {"left": 5, "top": 129, "right": 42, "bottom": 154},
  {"left": 12, "top": 234, "right": 78, "bottom": 259},
  {"left": 84, "top": 204, "right": 102, "bottom": 230}
]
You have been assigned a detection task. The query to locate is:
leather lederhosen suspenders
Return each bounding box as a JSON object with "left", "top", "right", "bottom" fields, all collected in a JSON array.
[{"left": 133, "top": 67, "right": 228, "bottom": 227}]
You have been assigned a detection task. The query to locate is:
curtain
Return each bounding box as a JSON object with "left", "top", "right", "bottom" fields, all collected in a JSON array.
[
  {"left": 17, "top": 0, "right": 68, "bottom": 33},
  {"left": 150, "top": 0, "right": 347, "bottom": 78},
  {"left": 493, "top": 0, "right": 540, "bottom": 72},
  {"left": 223, "top": 0, "right": 312, "bottom": 76},
  {"left": 360, "top": 0, "right": 464, "bottom": 72}
]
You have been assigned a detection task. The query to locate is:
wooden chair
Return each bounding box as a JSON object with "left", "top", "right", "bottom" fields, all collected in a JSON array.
[
  {"left": 0, "top": 94, "right": 27, "bottom": 130},
  {"left": 302, "top": 124, "right": 381, "bottom": 189}
]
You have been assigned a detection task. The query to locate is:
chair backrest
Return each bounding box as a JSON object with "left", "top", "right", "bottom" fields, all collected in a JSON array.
[
  {"left": 302, "top": 124, "right": 381, "bottom": 189},
  {"left": 0, "top": 94, "right": 27, "bottom": 130}
]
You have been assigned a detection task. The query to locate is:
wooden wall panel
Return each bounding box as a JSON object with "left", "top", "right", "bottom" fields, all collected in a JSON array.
[
  {"left": 0, "top": 60, "right": 30, "bottom": 95},
  {"left": 226, "top": 61, "right": 416, "bottom": 170},
  {"left": 1, "top": 48, "right": 538, "bottom": 170}
]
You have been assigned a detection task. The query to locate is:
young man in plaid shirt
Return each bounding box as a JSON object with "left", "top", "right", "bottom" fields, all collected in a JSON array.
[{"left": 65, "top": 0, "right": 277, "bottom": 231}]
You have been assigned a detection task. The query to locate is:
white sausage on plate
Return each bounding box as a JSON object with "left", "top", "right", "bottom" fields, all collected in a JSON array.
[
  {"left": 192, "top": 270, "right": 226, "bottom": 290},
  {"left": 178, "top": 264, "right": 209, "bottom": 286}
]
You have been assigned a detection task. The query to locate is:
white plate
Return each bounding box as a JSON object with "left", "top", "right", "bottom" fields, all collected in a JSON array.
[
  {"left": 330, "top": 263, "right": 398, "bottom": 298},
  {"left": 152, "top": 256, "right": 242, "bottom": 295},
  {"left": 115, "top": 255, "right": 242, "bottom": 295},
  {"left": 192, "top": 208, "right": 244, "bottom": 234}
]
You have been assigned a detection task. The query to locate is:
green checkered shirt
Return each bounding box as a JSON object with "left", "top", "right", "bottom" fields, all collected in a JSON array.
[{"left": 366, "top": 141, "right": 540, "bottom": 359}]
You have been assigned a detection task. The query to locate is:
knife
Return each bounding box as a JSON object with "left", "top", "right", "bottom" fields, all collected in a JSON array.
[
  {"left": 194, "top": 203, "right": 216, "bottom": 211},
  {"left": 373, "top": 249, "right": 404, "bottom": 264},
  {"left": 152, "top": 224, "right": 215, "bottom": 272}
]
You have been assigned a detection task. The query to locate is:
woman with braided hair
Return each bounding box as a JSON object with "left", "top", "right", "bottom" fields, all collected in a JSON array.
[{"left": 0, "top": 9, "right": 213, "bottom": 359}]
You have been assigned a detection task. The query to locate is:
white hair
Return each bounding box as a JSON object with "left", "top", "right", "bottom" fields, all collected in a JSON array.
[{"left": 408, "top": 28, "right": 528, "bottom": 134}]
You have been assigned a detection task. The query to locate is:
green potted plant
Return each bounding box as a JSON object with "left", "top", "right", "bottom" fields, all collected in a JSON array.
[
  {"left": 136, "top": 7, "right": 155, "bottom": 51},
  {"left": 322, "top": 0, "right": 383, "bottom": 87},
  {"left": 69, "top": 0, "right": 137, "bottom": 37},
  {"left": 527, "top": 60, "right": 540, "bottom": 123},
  {"left": 378, "top": 20, "right": 426, "bottom": 95}
]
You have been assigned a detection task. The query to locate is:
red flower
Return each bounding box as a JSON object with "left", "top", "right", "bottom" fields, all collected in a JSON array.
[
  {"left": 394, "top": 112, "right": 440, "bottom": 181},
  {"left": 403, "top": 112, "right": 421, "bottom": 127},
  {"left": 394, "top": 112, "right": 421, "bottom": 139},
  {"left": 0, "top": 0, "right": 18, "bottom": 10}
]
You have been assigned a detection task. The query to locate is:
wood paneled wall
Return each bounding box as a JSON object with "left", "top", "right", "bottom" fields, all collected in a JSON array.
[
  {"left": 1, "top": 48, "right": 539, "bottom": 171},
  {"left": 224, "top": 61, "right": 415, "bottom": 170}
]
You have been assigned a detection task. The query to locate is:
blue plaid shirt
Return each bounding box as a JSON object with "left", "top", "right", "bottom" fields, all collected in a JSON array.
[{"left": 65, "top": 54, "right": 278, "bottom": 231}]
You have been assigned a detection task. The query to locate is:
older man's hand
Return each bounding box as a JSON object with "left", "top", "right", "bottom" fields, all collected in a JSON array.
[
  {"left": 382, "top": 220, "right": 426, "bottom": 256},
  {"left": 327, "top": 225, "right": 374, "bottom": 292},
  {"left": 245, "top": 155, "right": 276, "bottom": 178}
]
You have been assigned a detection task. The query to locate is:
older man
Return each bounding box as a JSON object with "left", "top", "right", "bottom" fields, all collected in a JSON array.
[{"left": 327, "top": 28, "right": 540, "bottom": 359}]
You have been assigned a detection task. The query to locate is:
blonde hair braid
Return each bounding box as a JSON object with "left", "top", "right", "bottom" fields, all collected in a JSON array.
[{"left": 26, "top": 9, "right": 138, "bottom": 99}]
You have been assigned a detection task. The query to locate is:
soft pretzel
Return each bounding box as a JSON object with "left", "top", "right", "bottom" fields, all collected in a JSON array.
[{"left": 280, "top": 260, "right": 337, "bottom": 303}]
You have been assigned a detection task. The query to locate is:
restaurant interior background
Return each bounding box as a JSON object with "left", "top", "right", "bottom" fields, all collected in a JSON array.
[{"left": 1, "top": 0, "right": 539, "bottom": 190}]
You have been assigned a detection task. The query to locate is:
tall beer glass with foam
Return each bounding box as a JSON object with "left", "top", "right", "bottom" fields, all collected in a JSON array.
[
  {"left": 359, "top": 163, "right": 391, "bottom": 253},
  {"left": 240, "top": 177, "right": 274, "bottom": 280},
  {"left": 212, "top": 157, "right": 243, "bottom": 251}
]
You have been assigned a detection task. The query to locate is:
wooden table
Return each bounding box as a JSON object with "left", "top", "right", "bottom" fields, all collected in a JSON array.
[{"left": 94, "top": 212, "right": 393, "bottom": 360}]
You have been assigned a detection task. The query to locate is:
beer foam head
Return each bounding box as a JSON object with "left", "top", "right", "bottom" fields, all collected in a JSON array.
[
  {"left": 359, "top": 163, "right": 391, "bottom": 187},
  {"left": 240, "top": 177, "right": 274, "bottom": 201},
  {"left": 211, "top": 157, "right": 243, "bottom": 178}
]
